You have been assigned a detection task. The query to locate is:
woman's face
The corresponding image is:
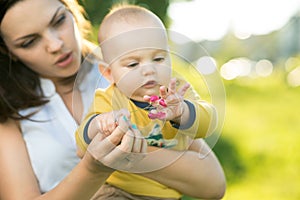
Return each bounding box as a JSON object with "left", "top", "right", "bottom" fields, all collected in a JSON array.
[{"left": 0, "top": 0, "right": 82, "bottom": 81}]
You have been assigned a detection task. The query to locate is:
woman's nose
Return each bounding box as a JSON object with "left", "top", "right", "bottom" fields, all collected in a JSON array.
[{"left": 45, "top": 30, "right": 63, "bottom": 53}]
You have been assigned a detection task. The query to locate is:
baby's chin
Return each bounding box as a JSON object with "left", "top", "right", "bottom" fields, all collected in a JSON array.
[
  {"left": 129, "top": 96, "right": 145, "bottom": 102},
  {"left": 130, "top": 93, "right": 157, "bottom": 102},
  {"left": 129, "top": 87, "right": 161, "bottom": 101}
]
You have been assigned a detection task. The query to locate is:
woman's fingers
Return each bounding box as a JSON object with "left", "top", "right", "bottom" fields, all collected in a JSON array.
[
  {"left": 87, "top": 133, "right": 117, "bottom": 161},
  {"left": 106, "top": 115, "right": 130, "bottom": 145},
  {"left": 116, "top": 130, "right": 134, "bottom": 152},
  {"left": 88, "top": 114, "right": 147, "bottom": 171},
  {"left": 131, "top": 125, "right": 147, "bottom": 153},
  {"left": 91, "top": 126, "right": 146, "bottom": 171},
  {"left": 116, "top": 124, "right": 147, "bottom": 153}
]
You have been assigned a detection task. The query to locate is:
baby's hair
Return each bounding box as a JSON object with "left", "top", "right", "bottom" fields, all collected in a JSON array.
[
  {"left": 98, "top": 3, "right": 164, "bottom": 43},
  {"left": 107, "top": 3, "right": 153, "bottom": 19}
]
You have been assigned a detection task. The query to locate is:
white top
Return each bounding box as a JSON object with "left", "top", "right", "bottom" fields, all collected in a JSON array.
[{"left": 20, "top": 61, "right": 109, "bottom": 193}]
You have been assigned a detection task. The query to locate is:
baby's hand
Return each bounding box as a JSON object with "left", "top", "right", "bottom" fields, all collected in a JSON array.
[
  {"left": 144, "top": 78, "right": 190, "bottom": 121},
  {"left": 90, "top": 109, "right": 130, "bottom": 139}
]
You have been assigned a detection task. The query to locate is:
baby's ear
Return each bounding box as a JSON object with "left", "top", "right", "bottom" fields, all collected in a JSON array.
[{"left": 98, "top": 61, "right": 113, "bottom": 82}]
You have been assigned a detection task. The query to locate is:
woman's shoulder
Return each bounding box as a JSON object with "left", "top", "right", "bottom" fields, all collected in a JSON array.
[
  {"left": 0, "top": 118, "right": 22, "bottom": 144},
  {"left": 0, "top": 118, "right": 20, "bottom": 130}
]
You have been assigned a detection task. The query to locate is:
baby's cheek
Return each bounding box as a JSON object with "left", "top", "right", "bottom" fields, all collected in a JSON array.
[
  {"left": 159, "top": 61, "right": 172, "bottom": 80},
  {"left": 116, "top": 74, "right": 143, "bottom": 97},
  {"left": 158, "top": 68, "right": 172, "bottom": 86}
]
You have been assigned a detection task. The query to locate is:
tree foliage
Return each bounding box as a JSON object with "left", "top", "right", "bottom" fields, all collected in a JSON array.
[{"left": 78, "top": 0, "right": 170, "bottom": 27}]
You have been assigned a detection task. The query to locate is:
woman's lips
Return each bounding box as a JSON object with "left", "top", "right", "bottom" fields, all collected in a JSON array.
[{"left": 55, "top": 52, "right": 73, "bottom": 68}]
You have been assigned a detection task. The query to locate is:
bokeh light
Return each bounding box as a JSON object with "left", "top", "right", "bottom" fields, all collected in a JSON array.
[
  {"left": 285, "top": 56, "right": 300, "bottom": 71},
  {"left": 287, "top": 66, "right": 300, "bottom": 87},
  {"left": 196, "top": 56, "right": 217, "bottom": 75},
  {"left": 220, "top": 57, "right": 253, "bottom": 80},
  {"left": 255, "top": 59, "right": 273, "bottom": 77}
]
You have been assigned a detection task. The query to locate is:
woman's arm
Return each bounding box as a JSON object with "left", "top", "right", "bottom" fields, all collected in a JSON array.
[
  {"left": 141, "top": 139, "right": 226, "bottom": 199},
  {"left": 0, "top": 119, "right": 112, "bottom": 200},
  {"left": 0, "top": 118, "right": 146, "bottom": 200}
]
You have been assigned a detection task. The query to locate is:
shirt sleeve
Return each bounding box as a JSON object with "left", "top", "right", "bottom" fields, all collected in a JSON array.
[
  {"left": 175, "top": 78, "right": 218, "bottom": 139},
  {"left": 75, "top": 86, "right": 115, "bottom": 152}
]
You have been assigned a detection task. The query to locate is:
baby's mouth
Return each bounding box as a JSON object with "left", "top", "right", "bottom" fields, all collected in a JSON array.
[{"left": 143, "top": 81, "right": 157, "bottom": 88}]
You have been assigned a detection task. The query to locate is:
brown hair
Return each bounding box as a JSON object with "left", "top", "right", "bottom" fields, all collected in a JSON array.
[{"left": 0, "top": 0, "right": 93, "bottom": 122}]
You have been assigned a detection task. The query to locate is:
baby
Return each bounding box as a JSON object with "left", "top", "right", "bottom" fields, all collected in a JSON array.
[{"left": 76, "top": 4, "right": 217, "bottom": 200}]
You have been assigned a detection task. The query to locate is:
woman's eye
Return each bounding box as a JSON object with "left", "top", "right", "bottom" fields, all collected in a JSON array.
[
  {"left": 54, "top": 14, "right": 66, "bottom": 26},
  {"left": 153, "top": 56, "right": 165, "bottom": 62},
  {"left": 21, "top": 39, "right": 36, "bottom": 48}
]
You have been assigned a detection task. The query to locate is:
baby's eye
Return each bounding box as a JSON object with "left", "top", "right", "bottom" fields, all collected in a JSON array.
[
  {"left": 153, "top": 56, "right": 165, "bottom": 62},
  {"left": 127, "top": 62, "right": 139, "bottom": 68}
]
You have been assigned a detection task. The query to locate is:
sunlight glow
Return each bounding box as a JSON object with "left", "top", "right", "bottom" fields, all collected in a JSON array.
[
  {"left": 285, "top": 57, "right": 300, "bottom": 71},
  {"left": 168, "top": 0, "right": 300, "bottom": 41},
  {"left": 287, "top": 66, "right": 300, "bottom": 87},
  {"left": 255, "top": 60, "right": 273, "bottom": 77},
  {"left": 220, "top": 58, "right": 253, "bottom": 80},
  {"left": 220, "top": 58, "right": 274, "bottom": 80},
  {"left": 196, "top": 56, "right": 217, "bottom": 75}
]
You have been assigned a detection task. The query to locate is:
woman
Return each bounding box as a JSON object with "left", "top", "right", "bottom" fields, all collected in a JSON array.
[{"left": 0, "top": 0, "right": 226, "bottom": 199}]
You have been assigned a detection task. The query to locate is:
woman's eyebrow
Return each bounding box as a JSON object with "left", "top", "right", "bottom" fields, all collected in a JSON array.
[
  {"left": 14, "top": 5, "right": 64, "bottom": 42},
  {"left": 49, "top": 5, "right": 65, "bottom": 25}
]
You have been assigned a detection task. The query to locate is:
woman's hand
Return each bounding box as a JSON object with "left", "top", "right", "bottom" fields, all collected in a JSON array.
[{"left": 87, "top": 115, "right": 147, "bottom": 172}]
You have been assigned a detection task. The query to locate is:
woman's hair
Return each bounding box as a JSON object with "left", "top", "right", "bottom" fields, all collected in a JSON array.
[{"left": 0, "top": 0, "right": 93, "bottom": 123}]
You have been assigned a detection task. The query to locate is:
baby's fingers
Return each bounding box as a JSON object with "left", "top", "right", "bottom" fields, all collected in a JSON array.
[
  {"left": 160, "top": 78, "right": 177, "bottom": 99},
  {"left": 159, "top": 85, "right": 168, "bottom": 99},
  {"left": 113, "top": 109, "right": 131, "bottom": 124},
  {"left": 177, "top": 82, "right": 190, "bottom": 97},
  {"left": 168, "top": 78, "right": 177, "bottom": 94}
]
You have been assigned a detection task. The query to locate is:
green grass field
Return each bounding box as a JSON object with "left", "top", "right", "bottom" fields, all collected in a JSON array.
[{"left": 183, "top": 71, "right": 300, "bottom": 199}]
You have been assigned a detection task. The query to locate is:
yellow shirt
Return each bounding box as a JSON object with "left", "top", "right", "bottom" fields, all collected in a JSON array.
[{"left": 76, "top": 80, "right": 217, "bottom": 198}]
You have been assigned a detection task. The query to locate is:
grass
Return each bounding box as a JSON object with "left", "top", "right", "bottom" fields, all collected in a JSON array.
[{"left": 182, "top": 71, "right": 300, "bottom": 199}]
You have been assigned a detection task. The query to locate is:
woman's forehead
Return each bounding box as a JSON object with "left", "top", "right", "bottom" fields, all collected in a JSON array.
[{"left": 1, "top": 0, "right": 63, "bottom": 41}]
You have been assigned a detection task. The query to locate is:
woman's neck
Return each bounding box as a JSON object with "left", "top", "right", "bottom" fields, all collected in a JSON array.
[{"left": 54, "top": 79, "right": 83, "bottom": 125}]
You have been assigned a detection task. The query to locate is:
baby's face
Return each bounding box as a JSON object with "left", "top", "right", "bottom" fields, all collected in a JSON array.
[
  {"left": 100, "top": 25, "right": 172, "bottom": 101},
  {"left": 109, "top": 48, "right": 172, "bottom": 102}
]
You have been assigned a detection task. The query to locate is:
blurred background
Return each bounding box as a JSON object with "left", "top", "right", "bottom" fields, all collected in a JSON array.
[{"left": 79, "top": 0, "right": 300, "bottom": 199}]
